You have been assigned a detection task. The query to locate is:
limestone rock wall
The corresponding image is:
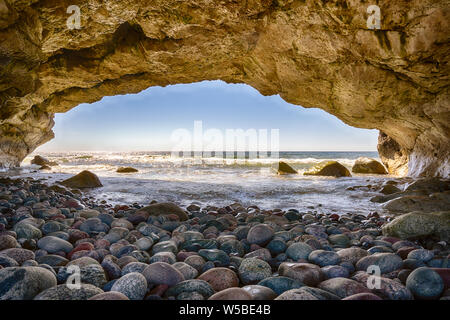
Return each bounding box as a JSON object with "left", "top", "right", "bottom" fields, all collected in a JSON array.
[{"left": 0, "top": 0, "right": 449, "bottom": 176}]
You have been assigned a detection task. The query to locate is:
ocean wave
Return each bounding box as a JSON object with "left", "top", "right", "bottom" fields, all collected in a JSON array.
[{"left": 25, "top": 151, "right": 379, "bottom": 171}]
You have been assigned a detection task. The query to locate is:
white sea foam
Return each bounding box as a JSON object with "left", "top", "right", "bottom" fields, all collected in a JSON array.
[{"left": 16, "top": 151, "right": 392, "bottom": 214}]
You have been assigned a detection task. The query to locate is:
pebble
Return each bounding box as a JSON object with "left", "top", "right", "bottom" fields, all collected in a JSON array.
[
  {"left": 172, "top": 262, "right": 198, "bottom": 280},
  {"left": 285, "top": 242, "right": 313, "bottom": 261},
  {"left": 111, "top": 272, "right": 148, "bottom": 300},
  {"left": 336, "top": 247, "right": 368, "bottom": 265},
  {"left": 352, "top": 271, "right": 413, "bottom": 300},
  {"left": 321, "top": 265, "right": 350, "bottom": 279},
  {"left": 406, "top": 267, "right": 444, "bottom": 300},
  {"left": 308, "top": 250, "right": 340, "bottom": 267},
  {"left": 0, "top": 235, "right": 19, "bottom": 250},
  {"left": 238, "top": 258, "right": 272, "bottom": 285},
  {"left": 246, "top": 224, "right": 274, "bottom": 246},
  {"left": 317, "top": 277, "right": 372, "bottom": 299},
  {"left": 258, "top": 276, "right": 303, "bottom": 295},
  {"left": 197, "top": 267, "right": 239, "bottom": 291},
  {"left": 121, "top": 262, "right": 148, "bottom": 276},
  {"left": 278, "top": 262, "right": 323, "bottom": 286},
  {"left": 88, "top": 292, "right": 130, "bottom": 300},
  {"left": 37, "top": 236, "right": 73, "bottom": 254},
  {"left": 184, "top": 255, "right": 206, "bottom": 272},
  {"left": 0, "top": 266, "right": 57, "bottom": 300},
  {"left": 328, "top": 234, "right": 350, "bottom": 247},
  {"left": 198, "top": 249, "right": 230, "bottom": 266},
  {"left": 142, "top": 262, "right": 185, "bottom": 286},
  {"left": 242, "top": 285, "right": 277, "bottom": 300},
  {"left": 0, "top": 248, "right": 35, "bottom": 265},
  {"left": 166, "top": 279, "right": 215, "bottom": 299},
  {"left": 209, "top": 287, "right": 253, "bottom": 300},
  {"left": 275, "top": 287, "right": 340, "bottom": 300},
  {"left": 34, "top": 284, "right": 104, "bottom": 300},
  {"left": 407, "top": 249, "right": 434, "bottom": 262},
  {"left": 355, "top": 253, "right": 403, "bottom": 274}
]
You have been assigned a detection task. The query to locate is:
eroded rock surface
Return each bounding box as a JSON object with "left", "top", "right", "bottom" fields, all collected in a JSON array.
[{"left": 0, "top": 1, "right": 449, "bottom": 177}]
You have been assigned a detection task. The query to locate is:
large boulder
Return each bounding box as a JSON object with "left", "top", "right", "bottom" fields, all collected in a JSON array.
[
  {"left": 382, "top": 211, "right": 450, "bottom": 241},
  {"left": 304, "top": 161, "right": 351, "bottom": 177},
  {"left": 351, "top": 157, "right": 387, "bottom": 174},
  {"left": 134, "top": 202, "right": 188, "bottom": 221},
  {"left": 60, "top": 170, "right": 102, "bottom": 188},
  {"left": 31, "top": 155, "right": 57, "bottom": 166},
  {"left": 382, "top": 194, "right": 450, "bottom": 214},
  {"left": 277, "top": 162, "right": 297, "bottom": 175}
]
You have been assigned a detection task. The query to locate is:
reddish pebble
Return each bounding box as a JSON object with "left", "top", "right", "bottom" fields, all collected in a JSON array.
[
  {"left": 68, "top": 242, "right": 94, "bottom": 259},
  {"left": 63, "top": 199, "right": 80, "bottom": 208}
]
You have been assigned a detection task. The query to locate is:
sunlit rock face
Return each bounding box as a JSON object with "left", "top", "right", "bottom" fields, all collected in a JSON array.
[{"left": 0, "top": 0, "right": 448, "bottom": 177}]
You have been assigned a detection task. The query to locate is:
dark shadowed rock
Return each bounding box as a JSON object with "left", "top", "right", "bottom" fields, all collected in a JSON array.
[
  {"left": 116, "top": 167, "right": 138, "bottom": 173},
  {"left": 277, "top": 162, "right": 298, "bottom": 175},
  {"left": 31, "top": 155, "right": 57, "bottom": 166}
]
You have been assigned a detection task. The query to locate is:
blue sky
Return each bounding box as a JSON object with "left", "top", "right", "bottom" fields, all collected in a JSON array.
[{"left": 36, "top": 80, "right": 378, "bottom": 152}]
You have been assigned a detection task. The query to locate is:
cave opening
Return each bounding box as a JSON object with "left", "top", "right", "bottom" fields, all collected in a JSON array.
[{"left": 21, "top": 80, "right": 385, "bottom": 211}]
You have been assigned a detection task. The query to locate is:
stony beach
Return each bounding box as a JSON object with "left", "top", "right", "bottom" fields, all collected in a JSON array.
[{"left": 0, "top": 173, "right": 449, "bottom": 301}]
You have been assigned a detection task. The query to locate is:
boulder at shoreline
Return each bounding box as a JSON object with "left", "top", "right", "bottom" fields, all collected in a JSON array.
[
  {"left": 382, "top": 211, "right": 450, "bottom": 241},
  {"left": 60, "top": 170, "right": 103, "bottom": 189},
  {"left": 31, "top": 155, "right": 57, "bottom": 167},
  {"left": 352, "top": 157, "right": 387, "bottom": 174},
  {"left": 277, "top": 162, "right": 298, "bottom": 175},
  {"left": 116, "top": 167, "right": 139, "bottom": 173},
  {"left": 304, "top": 161, "right": 351, "bottom": 177}
]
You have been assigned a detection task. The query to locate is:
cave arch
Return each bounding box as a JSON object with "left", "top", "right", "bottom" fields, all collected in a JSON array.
[{"left": 0, "top": 1, "right": 448, "bottom": 177}]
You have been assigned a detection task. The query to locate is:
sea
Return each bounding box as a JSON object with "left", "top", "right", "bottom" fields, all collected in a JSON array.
[{"left": 7, "top": 151, "right": 400, "bottom": 215}]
